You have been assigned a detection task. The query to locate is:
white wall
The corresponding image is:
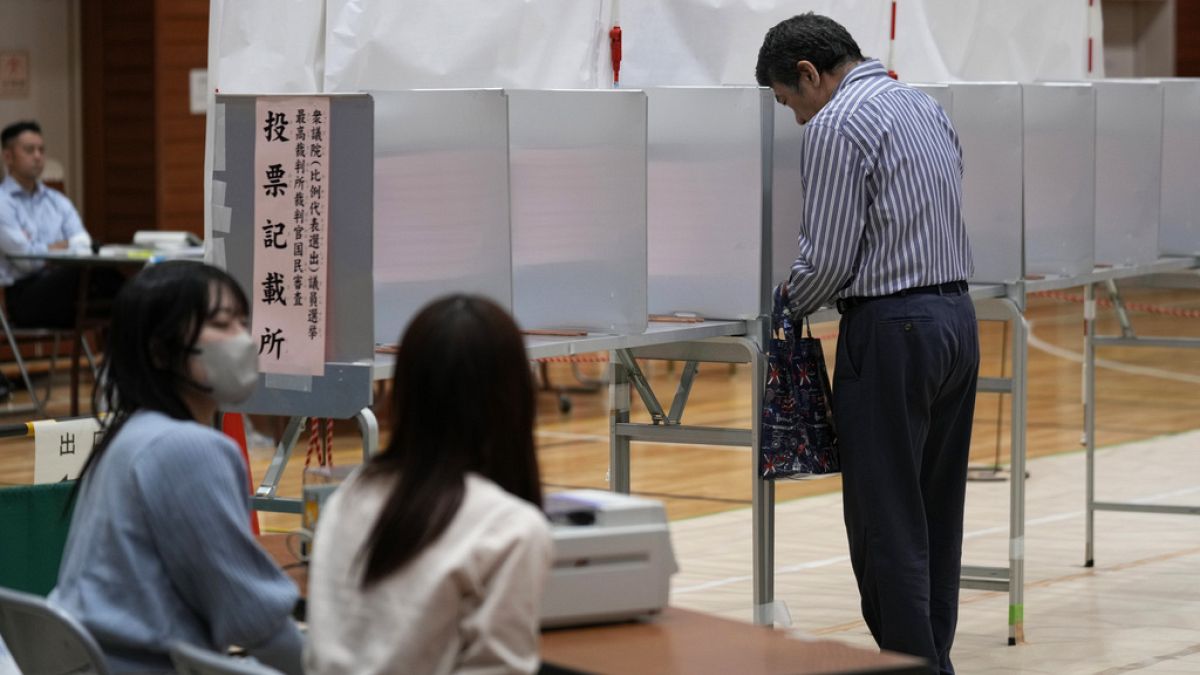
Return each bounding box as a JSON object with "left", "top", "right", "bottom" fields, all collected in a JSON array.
[{"left": 0, "top": 0, "right": 81, "bottom": 205}]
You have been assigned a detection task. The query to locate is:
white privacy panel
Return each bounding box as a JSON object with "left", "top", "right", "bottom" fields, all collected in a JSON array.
[
  {"left": 372, "top": 90, "right": 512, "bottom": 346},
  {"left": 772, "top": 104, "right": 805, "bottom": 289},
  {"left": 1023, "top": 83, "right": 1096, "bottom": 278},
  {"left": 646, "top": 87, "right": 771, "bottom": 320},
  {"left": 508, "top": 90, "right": 648, "bottom": 334},
  {"left": 1159, "top": 79, "right": 1200, "bottom": 256},
  {"left": 1093, "top": 80, "right": 1163, "bottom": 267},
  {"left": 950, "top": 83, "right": 1023, "bottom": 283},
  {"left": 913, "top": 83, "right": 953, "bottom": 114}
]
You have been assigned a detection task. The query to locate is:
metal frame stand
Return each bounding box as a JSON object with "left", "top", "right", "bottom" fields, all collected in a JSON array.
[
  {"left": 966, "top": 292, "right": 1028, "bottom": 645},
  {"left": 248, "top": 408, "right": 379, "bottom": 514},
  {"left": 607, "top": 330, "right": 775, "bottom": 624},
  {"left": 1083, "top": 272, "right": 1200, "bottom": 568}
]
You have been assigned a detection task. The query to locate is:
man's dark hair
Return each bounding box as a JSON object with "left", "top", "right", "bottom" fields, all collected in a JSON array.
[
  {"left": 1, "top": 120, "right": 41, "bottom": 149},
  {"left": 756, "top": 13, "right": 864, "bottom": 88}
]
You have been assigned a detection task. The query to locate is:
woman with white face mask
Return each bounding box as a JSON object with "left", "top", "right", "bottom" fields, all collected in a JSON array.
[{"left": 49, "top": 261, "right": 304, "bottom": 674}]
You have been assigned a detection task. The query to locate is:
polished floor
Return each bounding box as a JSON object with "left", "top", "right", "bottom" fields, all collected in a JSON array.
[{"left": 1, "top": 283, "right": 1198, "bottom": 673}]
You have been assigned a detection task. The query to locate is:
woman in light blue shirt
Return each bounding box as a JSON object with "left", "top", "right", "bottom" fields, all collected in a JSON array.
[{"left": 49, "top": 261, "right": 304, "bottom": 674}]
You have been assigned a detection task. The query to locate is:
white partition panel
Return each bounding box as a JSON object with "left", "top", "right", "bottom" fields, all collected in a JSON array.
[
  {"left": 646, "top": 87, "right": 772, "bottom": 320},
  {"left": 1160, "top": 79, "right": 1200, "bottom": 256},
  {"left": 508, "top": 90, "right": 648, "bottom": 334},
  {"left": 950, "top": 83, "right": 1024, "bottom": 283},
  {"left": 1023, "top": 83, "right": 1096, "bottom": 278},
  {"left": 772, "top": 105, "right": 805, "bottom": 289},
  {"left": 372, "top": 90, "right": 512, "bottom": 346},
  {"left": 913, "top": 83, "right": 953, "bottom": 114},
  {"left": 1093, "top": 81, "right": 1163, "bottom": 267}
]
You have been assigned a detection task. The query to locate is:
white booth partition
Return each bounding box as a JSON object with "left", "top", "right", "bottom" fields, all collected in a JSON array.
[
  {"left": 771, "top": 105, "right": 805, "bottom": 290},
  {"left": 1023, "top": 83, "right": 1096, "bottom": 278},
  {"left": 646, "top": 87, "right": 773, "bottom": 320},
  {"left": 913, "top": 83, "right": 953, "bottom": 113},
  {"left": 1159, "top": 79, "right": 1200, "bottom": 256},
  {"left": 949, "top": 83, "right": 1024, "bottom": 283},
  {"left": 1092, "top": 80, "right": 1164, "bottom": 267},
  {"left": 372, "top": 90, "right": 513, "bottom": 346},
  {"left": 507, "top": 90, "right": 649, "bottom": 335}
]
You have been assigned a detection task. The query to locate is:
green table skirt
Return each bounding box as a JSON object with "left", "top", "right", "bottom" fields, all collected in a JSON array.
[{"left": 0, "top": 482, "right": 74, "bottom": 596}]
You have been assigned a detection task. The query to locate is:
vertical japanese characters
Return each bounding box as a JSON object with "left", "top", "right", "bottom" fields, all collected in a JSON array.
[{"left": 253, "top": 97, "right": 330, "bottom": 376}]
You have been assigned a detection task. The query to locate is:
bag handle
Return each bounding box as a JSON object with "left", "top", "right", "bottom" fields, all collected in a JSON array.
[{"left": 804, "top": 315, "right": 813, "bottom": 339}]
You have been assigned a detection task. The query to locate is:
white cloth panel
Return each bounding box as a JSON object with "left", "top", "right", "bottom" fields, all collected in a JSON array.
[
  {"left": 371, "top": 90, "right": 513, "bottom": 346},
  {"left": 1022, "top": 83, "right": 1096, "bottom": 278},
  {"left": 208, "top": 0, "right": 325, "bottom": 93},
  {"left": 324, "top": 0, "right": 605, "bottom": 91},
  {"left": 1092, "top": 80, "right": 1162, "bottom": 267},
  {"left": 618, "top": 0, "right": 1093, "bottom": 87},
  {"left": 949, "top": 83, "right": 1024, "bottom": 283},
  {"left": 895, "top": 0, "right": 1096, "bottom": 83},
  {"left": 209, "top": 1, "right": 1100, "bottom": 93},
  {"left": 617, "top": 0, "right": 888, "bottom": 87},
  {"left": 1159, "top": 79, "right": 1200, "bottom": 256},
  {"left": 646, "top": 87, "right": 769, "bottom": 320},
  {"left": 508, "top": 90, "right": 648, "bottom": 335}
]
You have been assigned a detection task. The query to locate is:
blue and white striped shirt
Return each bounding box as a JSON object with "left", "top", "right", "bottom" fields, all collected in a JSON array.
[{"left": 785, "top": 59, "right": 973, "bottom": 316}]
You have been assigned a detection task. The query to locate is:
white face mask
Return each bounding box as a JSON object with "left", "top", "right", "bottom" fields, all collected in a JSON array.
[{"left": 195, "top": 331, "right": 259, "bottom": 404}]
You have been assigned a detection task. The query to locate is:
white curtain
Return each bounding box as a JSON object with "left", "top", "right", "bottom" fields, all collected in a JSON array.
[{"left": 210, "top": 0, "right": 1101, "bottom": 92}]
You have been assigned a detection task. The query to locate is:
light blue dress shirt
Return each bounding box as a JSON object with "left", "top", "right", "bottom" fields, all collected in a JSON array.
[
  {"left": 49, "top": 410, "right": 303, "bottom": 673},
  {"left": 0, "top": 175, "right": 91, "bottom": 285}
]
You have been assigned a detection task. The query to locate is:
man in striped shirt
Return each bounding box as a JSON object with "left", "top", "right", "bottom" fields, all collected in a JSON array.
[{"left": 757, "top": 14, "right": 979, "bottom": 674}]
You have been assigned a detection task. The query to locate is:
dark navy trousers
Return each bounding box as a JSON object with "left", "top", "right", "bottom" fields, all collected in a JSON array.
[{"left": 833, "top": 289, "right": 979, "bottom": 675}]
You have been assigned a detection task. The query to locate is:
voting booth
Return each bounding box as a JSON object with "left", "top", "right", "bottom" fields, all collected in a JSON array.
[
  {"left": 1022, "top": 83, "right": 1097, "bottom": 278},
  {"left": 211, "top": 94, "right": 375, "bottom": 419},
  {"left": 507, "top": 90, "right": 649, "bottom": 334},
  {"left": 1092, "top": 80, "right": 1164, "bottom": 267},
  {"left": 371, "top": 89, "right": 513, "bottom": 345},
  {"left": 1158, "top": 79, "right": 1200, "bottom": 256},
  {"left": 646, "top": 87, "right": 774, "bottom": 321}
]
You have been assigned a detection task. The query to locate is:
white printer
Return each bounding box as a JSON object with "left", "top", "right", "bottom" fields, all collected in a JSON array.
[{"left": 539, "top": 490, "right": 678, "bottom": 629}]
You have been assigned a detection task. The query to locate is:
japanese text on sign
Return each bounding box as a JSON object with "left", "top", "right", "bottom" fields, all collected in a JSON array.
[{"left": 253, "top": 97, "right": 330, "bottom": 376}]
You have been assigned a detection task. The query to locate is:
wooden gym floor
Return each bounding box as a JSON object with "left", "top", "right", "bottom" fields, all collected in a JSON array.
[
  {"left": 0, "top": 284, "right": 1196, "bottom": 522},
  {"left": 1, "top": 282, "right": 1198, "bottom": 672}
]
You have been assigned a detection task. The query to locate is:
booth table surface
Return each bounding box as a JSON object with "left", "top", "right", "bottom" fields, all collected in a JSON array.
[
  {"left": 540, "top": 607, "right": 930, "bottom": 675},
  {"left": 258, "top": 535, "right": 929, "bottom": 675}
]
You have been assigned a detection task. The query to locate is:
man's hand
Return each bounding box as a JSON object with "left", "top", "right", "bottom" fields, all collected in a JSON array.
[{"left": 48, "top": 240, "right": 69, "bottom": 251}]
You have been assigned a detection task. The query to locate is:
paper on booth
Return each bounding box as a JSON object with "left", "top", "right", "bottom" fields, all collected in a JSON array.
[
  {"left": 32, "top": 417, "right": 103, "bottom": 485},
  {"left": 253, "top": 96, "right": 330, "bottom": 376}
]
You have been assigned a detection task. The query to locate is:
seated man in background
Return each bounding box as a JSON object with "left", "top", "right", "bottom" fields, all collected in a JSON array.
[{"left": 0, "top": 120, "right": 119, "bottom": 328}]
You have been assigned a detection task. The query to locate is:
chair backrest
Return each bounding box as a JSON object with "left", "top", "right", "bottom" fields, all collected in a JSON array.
[
  {"left": 0, "top": 585, "right": 111, "bottom": 674},
  {"left": 170, "top": 641, "right": 283, "bottom": 675}
]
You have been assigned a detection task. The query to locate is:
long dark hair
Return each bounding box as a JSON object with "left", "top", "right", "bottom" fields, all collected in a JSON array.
[
  {"left": 68, "top": 261, "right": 250, "bottom": 508},
  {"left": 359, "top": 295, "right": 542, "bottom": 587}
]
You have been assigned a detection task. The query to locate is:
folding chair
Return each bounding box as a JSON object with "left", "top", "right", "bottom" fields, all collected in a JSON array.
[
  {"left": 170, "top": 641, "right": 284, "bottom": 675},
  {"left": 0, "top": 300, "right": 98, "bottom": 418},
  {"left": 0, "top": 585, "right": 111, "bottom": 674}
]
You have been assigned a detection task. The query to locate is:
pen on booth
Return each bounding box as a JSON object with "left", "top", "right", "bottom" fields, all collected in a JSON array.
[{"left": 609, "top": 0, "right": 622, "bottom": 88}]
